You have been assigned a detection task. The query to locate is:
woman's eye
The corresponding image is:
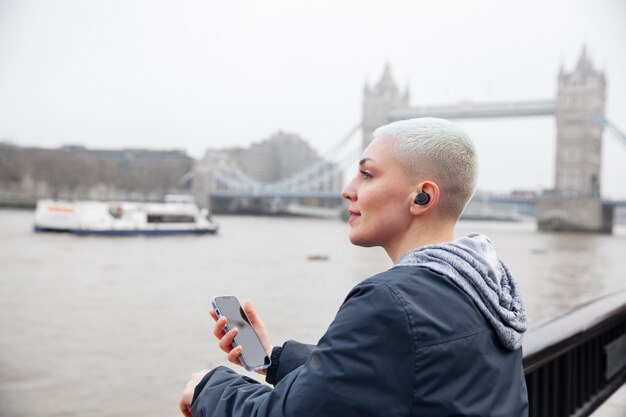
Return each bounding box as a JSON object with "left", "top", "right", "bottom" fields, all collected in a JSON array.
[{"left": 360, "top": 170, "right": 373, "bottom": 180}]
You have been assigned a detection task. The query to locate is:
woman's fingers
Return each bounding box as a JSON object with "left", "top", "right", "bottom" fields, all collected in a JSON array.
[
  {"left": 208, "top": 310, "right": 246, "bottom": 370},
  {"left": 243, "top": 300, "right": 260, "bottom": 325},
  {"left": 218, "top": 327, "right": 238, "bottom": 352},
  {"left": 227, "top": 346, "right": 243, "bottom": 365},
  {"left": 213, "top": 316, "right": 239, "bottom": 353},
  {"left": 244, "top": 300, "right": 266, "bottom": 335},
  {"left": 212, "top": 316, "right": 227, "bottom": 339}
]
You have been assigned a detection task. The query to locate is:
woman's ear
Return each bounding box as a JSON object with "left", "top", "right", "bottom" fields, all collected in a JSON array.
[{"left": 409, "top": 181, "right": 440, "bottom": 216}]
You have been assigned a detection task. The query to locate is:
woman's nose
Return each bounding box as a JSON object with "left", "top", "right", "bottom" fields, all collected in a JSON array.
[{"left": 341, "top": 179, "right": 356, "bottom": 201}]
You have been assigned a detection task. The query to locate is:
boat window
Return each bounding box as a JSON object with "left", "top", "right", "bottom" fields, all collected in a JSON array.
[{"left": 147, "top": 214, "right": 195, "bottom": 223}]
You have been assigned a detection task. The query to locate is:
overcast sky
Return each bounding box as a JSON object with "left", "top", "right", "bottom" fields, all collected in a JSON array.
[{"left": 1, "top": 0, "right": 625, "bottom": 198}]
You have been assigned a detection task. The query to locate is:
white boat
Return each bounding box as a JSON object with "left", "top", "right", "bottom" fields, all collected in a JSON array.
[{"left": 33, "top": 194, "right": 219, "bottom": 236}]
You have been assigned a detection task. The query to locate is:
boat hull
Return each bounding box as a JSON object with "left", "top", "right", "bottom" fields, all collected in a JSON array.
[
  {"left": 33, "top": 196, "right": 219, "bottom": 236},
  {"left": 34, "top": 225, "right": 218, "bottom": 236}
]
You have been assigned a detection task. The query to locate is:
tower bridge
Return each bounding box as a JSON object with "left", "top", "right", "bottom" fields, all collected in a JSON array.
[
  {"left": 362, "top": 47, "right": 622, "bottom": 233},
  {"left": 194, "top": 47, "right": 624, "bottom": 229}
]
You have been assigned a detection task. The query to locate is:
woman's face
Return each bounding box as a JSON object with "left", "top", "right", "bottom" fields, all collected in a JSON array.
[{"left": 341, "top": 137, "right": 416, "bottom": 249}]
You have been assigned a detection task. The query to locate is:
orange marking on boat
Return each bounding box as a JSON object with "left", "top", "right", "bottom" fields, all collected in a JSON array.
[{"left": 47, "top": 206, "right": 75, "bottom": 213}]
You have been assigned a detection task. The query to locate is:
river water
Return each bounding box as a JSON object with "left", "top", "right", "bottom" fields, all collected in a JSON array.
[{"left": 1, "top": 209, "right": 625, "bottom": 416}]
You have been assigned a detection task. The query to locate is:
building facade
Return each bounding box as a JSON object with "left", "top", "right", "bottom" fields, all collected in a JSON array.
[{"left": 230, "top": 131, "right": 320, "bottom": 183}]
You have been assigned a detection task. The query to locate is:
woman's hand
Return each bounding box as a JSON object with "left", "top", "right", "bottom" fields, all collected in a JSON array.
[
  {"left": 210, "top": 299, "right": 272, "bottom": 375},
  {"left": 179, "top": 369, "right": 209, "bottom": 417}
]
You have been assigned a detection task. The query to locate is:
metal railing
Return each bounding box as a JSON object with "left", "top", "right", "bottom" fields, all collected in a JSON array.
[{"left": 523, "top": 290, "right": 626, "bottom": 417}]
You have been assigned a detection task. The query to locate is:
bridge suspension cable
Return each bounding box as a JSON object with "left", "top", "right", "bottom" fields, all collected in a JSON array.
[
  {"left": 268, "top": 122, "right": 361, "bottom": 189},
  {"left": 211, "top": 121, "right": 362, "bottom": 192},
  {"left": 594, "top": 114, "right": 626, "bottom": 149}
]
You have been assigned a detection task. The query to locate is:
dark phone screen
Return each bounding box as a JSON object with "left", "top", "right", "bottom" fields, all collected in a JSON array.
[{"left": 213, "top": 296, "right": 270, "bottom": 369}]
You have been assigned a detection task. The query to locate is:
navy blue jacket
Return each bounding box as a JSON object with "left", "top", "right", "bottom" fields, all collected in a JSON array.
[{"left": 191, "top": 265, "right": 529, "bottom": 416}]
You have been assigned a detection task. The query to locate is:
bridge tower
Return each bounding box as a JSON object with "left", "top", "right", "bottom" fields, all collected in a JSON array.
[
  {"left": 538, "top": 47, "right": 613, "bottom": 233},
  {"left": 362, "top": 63, "right": 409, "bottom": 149},
  {"left": 555, "top": 47, "right": 606, "bottom": 198}
]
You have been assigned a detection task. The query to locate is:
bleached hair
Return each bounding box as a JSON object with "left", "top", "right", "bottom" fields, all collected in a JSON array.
[{"left": 373, "top": 117, "right": 478, "bottom": 221}]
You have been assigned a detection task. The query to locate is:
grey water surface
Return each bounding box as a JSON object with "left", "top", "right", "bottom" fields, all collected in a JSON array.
[{"left": 1, "top": 209, "right": 625, "bottom": 417}]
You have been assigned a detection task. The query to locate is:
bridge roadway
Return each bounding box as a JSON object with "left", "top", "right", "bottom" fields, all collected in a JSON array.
[
  {"left": 389, "top": 99, "right": 556, "bottom": 121},
  {"left": 210, "top": 190, "right": 343, "bottom": 200},
  {"left": 209, "top": 189, "right": 626, "bottom": 211}
]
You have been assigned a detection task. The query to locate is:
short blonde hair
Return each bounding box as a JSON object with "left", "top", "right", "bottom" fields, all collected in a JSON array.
[{"left": 374, "top": 117, "right": 478, "bottom": 220}]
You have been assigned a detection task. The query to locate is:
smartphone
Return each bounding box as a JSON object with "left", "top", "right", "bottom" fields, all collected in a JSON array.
[{"left": 211, "top": 295, "right": 271, "bottom": 372}]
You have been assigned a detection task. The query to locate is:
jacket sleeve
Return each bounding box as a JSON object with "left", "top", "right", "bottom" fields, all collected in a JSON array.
[
  {"left": 190, "top": 282, "right": 414, "bottom": 417},
  {"left": 265, "top": 340, "right": 316, "bottom": 385}
]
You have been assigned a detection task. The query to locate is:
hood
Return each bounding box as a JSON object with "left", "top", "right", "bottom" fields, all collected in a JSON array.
[{"left": 395, "top": 233, "right": 527, "bottom": 350}]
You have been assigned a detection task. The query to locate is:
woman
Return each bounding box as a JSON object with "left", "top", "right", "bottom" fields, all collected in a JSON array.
[{"left": 180, "top": 117, "right": 529, "bottom": 417}]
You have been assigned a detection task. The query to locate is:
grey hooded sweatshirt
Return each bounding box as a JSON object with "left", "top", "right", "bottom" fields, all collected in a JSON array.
[{"left": 395, "top": 233, "right": 528, "bottom": 350}]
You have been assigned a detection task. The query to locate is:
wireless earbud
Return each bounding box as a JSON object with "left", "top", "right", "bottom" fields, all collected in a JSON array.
[{"left": 414, "top": 192, "right": 431, "bottom": 205}]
